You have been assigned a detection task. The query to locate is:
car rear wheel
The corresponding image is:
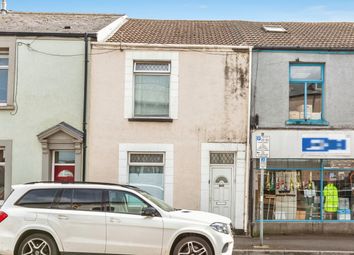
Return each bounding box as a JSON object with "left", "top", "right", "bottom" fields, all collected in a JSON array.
[
  {"left": 173, "top": 236, "right": 213, "bottom": 255},
  {"left": 18, "top": 233, "right": 59, "bottom": 255}
]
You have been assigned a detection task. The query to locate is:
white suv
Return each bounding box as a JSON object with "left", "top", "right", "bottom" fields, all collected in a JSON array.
[{"left": 0, "top": 182, "right": 234, "bottom": 255}]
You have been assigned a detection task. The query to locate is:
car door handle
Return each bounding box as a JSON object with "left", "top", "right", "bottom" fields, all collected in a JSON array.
[
  {"left": 57, "top": 215, "right": 69, "bottom": 220},
  {"left": 110, "top": 218, "right": 121, "bottom": 223}
]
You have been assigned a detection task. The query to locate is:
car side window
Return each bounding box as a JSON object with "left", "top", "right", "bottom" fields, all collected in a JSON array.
[
  {"left": 72, "top": 189, "right": 103, "bottom": 212},
  {"left": 16, "top": 189, "right": 59, "bottom": 209},
  {"left": 53, "top": 188, "right": 103, "bottom": 211},
  {"left": 108, "top": 190, "right": 149, "bottom": 215}
]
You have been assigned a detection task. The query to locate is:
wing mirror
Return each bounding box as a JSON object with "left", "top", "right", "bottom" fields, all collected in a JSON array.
[{"left": 142, "top": 207, "right": 158, "bottom": 217}]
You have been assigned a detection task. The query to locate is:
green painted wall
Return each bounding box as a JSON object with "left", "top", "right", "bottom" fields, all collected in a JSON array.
[{"left": 0, "top": 38, "right": 85, "bottom": 184}]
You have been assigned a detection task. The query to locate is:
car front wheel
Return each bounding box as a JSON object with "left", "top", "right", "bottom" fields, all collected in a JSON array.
[
  {"left": 173, "top": 236, "right": 213, "bottom": 255},
  {"left": 18, "top": 233, "right": 59, "bottom": 255}
]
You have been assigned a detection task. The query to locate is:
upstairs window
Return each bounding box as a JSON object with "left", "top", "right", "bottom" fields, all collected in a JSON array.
[
  {"left": 288, "top": 63, "right": 326, "bottom": 125},
  {"left": 133, "top": 62, "right": 170, "bottom": 118},
  {"left": 0, "top": 49, "right": 9, "bottom": 106}
]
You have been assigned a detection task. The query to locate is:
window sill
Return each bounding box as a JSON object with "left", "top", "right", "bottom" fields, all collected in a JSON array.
[
  {"left": 286, "top": 119, "right": 329, "bottom": 126},
  {"left": 0, "top": 105, "right": 15, "bottom": 110},
  {"left": 128, "top": 117, "right": 173, "bottom": 123}
]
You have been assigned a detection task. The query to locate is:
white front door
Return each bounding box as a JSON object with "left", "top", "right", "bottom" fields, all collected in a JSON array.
[{"left": 210, "top": 166, "right": 233, "bottom": 219}]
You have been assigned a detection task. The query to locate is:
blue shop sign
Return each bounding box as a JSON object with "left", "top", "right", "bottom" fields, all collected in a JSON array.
[{"left": 302, "top": 135, "right": 350, "bottom": 154}]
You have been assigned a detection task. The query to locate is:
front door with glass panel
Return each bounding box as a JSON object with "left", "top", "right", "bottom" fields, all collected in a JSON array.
[
  {"left": 53, "top": 150, "right": 75, "bottom": 182},
  {"left": 209, "top": 152, "right": 234, "bottom": 219}
]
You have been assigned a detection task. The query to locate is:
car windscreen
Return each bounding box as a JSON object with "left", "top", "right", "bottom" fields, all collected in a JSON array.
[{"left": 137, "top": 190, "right": 175, "bottom": 212}]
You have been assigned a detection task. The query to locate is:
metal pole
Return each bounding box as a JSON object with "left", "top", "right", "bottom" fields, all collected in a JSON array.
[
  {"left": 260, "top": 168, "right": 264, "bottom": 246},
  {"left": 259, "top": 133, "right": 264, "bottom": 246}
]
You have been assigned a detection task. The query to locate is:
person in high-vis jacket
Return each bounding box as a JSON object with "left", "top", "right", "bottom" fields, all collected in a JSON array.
[{"left": 323, "top": 182, "right": 338, "bottom": 219}]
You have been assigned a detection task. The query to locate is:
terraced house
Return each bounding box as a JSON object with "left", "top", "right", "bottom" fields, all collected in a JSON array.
[
  {"left": 0, "top": 10, "right": 125, "bottom": 203},
  {"left": 88, "top": 19, "right": 252, "bottom": 232},
  {"left": 248, "top": 22, "right": 354, "bottom": 234}
]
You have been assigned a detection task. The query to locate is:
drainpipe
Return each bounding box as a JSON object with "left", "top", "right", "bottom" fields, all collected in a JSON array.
[
  {"left": 82, "top": 33, "right": 89, "bottom": 181},
  {"left": 243, "top": 46, "right": 253, "bottom": 234}
]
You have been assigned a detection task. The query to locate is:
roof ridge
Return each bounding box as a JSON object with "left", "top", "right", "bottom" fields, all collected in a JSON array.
[
  {"left": 7, "top": 11, "right": 124, "bottom": 16},
  {"left": 126, "top": 18, "right": 354, "bottom": 25}
]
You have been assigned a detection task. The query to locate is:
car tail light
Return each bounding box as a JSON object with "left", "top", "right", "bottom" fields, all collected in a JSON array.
[{"left": 0, "top": 211, "right": 8, "bottom": 223}]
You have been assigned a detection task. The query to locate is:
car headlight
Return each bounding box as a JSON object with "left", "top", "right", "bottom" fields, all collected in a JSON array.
[{"left": 210, "top": 222, "right": 229, "bottom": 235}]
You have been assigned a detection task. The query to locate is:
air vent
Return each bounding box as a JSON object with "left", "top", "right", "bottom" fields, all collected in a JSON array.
[
  {"left": 262, "top": 25, "right": 287, "bottom": 33},
  {"left": 64, "top": 26, "right": 71, "bottom": 30}
]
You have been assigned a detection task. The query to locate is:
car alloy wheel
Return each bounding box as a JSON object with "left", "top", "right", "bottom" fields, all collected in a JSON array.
[
  {"left": 178, "top": 241, "right": 208, "bottom": 255},
  {"left": 21, "top": 238, "right": 51, "bottom": 255}
]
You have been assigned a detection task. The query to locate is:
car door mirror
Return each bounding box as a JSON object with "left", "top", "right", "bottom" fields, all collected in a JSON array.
[{"left": 141, "top": 207, "right": 158, "bottom": 217}]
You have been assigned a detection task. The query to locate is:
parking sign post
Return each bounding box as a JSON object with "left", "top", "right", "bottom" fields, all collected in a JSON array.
[{"left": 256, "top": 133, "right": 269, "bottom": 248}]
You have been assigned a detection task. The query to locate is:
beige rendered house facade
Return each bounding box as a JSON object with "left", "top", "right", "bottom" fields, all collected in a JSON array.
[{"left": 87, "top": 19, "right": 252, "bottom": 231}]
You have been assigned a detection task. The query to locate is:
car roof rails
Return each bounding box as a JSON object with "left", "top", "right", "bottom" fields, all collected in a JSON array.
[{"left": 24, "top": 181, "right": 140, "bottom": 190}]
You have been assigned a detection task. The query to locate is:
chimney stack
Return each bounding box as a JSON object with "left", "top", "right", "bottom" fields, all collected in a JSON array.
[{"left": 1, "top": 0, "right": 7, "bottom": 14}]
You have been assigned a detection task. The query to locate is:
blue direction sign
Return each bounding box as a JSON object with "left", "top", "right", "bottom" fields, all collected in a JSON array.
[{"left": 302, "top": 136, "right": 349, "bottom": 153}]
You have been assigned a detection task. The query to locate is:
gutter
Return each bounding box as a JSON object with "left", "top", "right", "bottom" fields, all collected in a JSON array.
[
  {"left": 0, "top": 31, "right": 97, "bottom": 38},
  {"left": 244, "top": 46, "right": 253, "bottom": 234},
  {"left": 253, "top": 46, "right": 354, "bottom": 52},
  {"left": 82, "top": 33, "right": 89, "bottom": 181},
  {"left": 92, "top": 41, "right": 251, "bottom": 51}
]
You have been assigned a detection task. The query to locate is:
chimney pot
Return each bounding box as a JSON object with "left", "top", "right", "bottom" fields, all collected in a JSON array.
[{"left": 1, "top": 0, "right": 7, "bottom": 14}]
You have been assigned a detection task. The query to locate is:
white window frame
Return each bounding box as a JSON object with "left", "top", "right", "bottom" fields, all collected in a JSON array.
[
  {"left": 133, "top": 61, "right": 171, "bottom": 118},
  {"left": 124, "top": 51, "right": 179, "bottom": 119},
  {"left": 51, "top": 150, "right": 76, "bottom": 181},
  {"left": 0, "top": 52, "right": 9, "bottom": 106},
  {"left": 119, "top": 143, "right": 174, "bottom": 206}
]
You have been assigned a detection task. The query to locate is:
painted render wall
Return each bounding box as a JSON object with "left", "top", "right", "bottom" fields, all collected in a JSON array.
[
  {"left": 88, "top": 47, "right": 249, "bottom": 211},
  {"left": 252, "top": 51, "right": 354, "bottom": 128},
  {"left": 0, "top": 38, "right": 84, "bottom": 185}
]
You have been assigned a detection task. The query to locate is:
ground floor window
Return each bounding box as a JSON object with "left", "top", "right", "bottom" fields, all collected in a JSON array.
[
  {"left": 254, "top": 159, "right": 354, "bottom": 221},
  {"left": 53, "top": 150, "right": 75, "bottom": 182},
  {"left": 128, "top": 152, "right": 164, "bottom": 200},
  {"left": 0, "top": 148, "right": 5, "bottom": 200}
]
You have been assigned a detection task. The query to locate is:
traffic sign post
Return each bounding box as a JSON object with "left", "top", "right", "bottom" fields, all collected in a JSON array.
[{"left": 256, "top": 134, "right": 269, "bottom": 248}]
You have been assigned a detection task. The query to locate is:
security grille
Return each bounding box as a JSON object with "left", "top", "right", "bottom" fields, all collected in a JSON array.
[
  {"left": 134, "top": 62, "right": 170, "bottom": 73},
  {"left": 210, "top": 153, "right": 235, "bottom": 165}
]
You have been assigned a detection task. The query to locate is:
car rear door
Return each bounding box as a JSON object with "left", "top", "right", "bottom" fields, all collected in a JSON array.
[
  {"left": 105, "top": 190, "right": 163, "bottom": 255},
  {"left": 47, "top": 188, "right": 106, "bottom": 253}
]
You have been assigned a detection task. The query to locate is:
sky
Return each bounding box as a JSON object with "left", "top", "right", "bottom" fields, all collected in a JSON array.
[{"left": 6, "top": 0, "right": 354, "bottom": 21}]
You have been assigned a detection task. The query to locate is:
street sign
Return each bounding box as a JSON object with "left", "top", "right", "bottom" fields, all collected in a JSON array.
[
  {"left": 256, "top": 135, "right": 270, "bottom": 158},
  {"left": 259, "top": 157, "right": 267, "bottom": 169},
  {"left": 302, "top": 134, "right": 350, "bottom": 154}
]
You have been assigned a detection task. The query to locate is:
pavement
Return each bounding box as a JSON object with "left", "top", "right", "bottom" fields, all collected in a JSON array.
[{"left": 233, "top": 234, "right": 354, "bottom": 254}]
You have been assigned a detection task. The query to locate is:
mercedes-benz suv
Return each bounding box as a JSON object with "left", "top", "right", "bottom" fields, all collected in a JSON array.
[{"left": 0, "top": 182, "right": 234, "bottom": 255}]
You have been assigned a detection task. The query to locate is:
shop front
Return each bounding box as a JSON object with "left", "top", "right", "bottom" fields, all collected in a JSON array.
[{"left": 252, "top": 130, "right": 354, "bottom": 234}]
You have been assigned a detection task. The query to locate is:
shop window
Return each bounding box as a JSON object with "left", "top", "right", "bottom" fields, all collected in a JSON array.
[
  {"left": 0, "top": 148, "right": 5, "bottom": 200},
  {"left": 288, "top": 64, "right": 328, "bottom": 125},
  {"left": 255, "top": 159, "right": 354, "bottom": 222},
  {"left": 133, "top": 62, "right": 171, "bottom": 118},
  {"left": 128, "top": 152, "right": 164, "bottom": 200}
]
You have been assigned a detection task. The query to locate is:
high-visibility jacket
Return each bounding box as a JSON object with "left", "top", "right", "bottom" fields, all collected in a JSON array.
[{"left": 323, "top": 183, "right": 338, "bottom": 213}]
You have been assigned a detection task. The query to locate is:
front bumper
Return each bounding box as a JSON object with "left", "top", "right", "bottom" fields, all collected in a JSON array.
[{"left": 212, "top": 232, "right": 234, "bottom": 255}]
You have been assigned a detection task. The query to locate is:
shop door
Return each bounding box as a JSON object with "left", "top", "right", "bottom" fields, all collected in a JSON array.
[{"left": 210, "top": 166, "right": 233, "bottom": 218}]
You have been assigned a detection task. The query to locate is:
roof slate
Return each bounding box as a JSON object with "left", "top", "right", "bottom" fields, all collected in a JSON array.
[
  {"left": 0, "top": 12, "right": 123, "bottom": 35},
  {"left": 108, "top": 19, "right": 354, "bottom": 49}
]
